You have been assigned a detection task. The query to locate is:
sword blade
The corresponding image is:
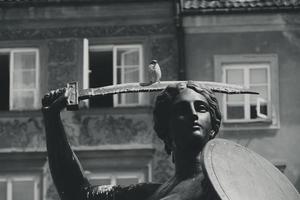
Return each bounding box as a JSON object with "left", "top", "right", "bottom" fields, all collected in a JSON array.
[{"left": 78, "top": 81, "right": 258, "bottom": 100}]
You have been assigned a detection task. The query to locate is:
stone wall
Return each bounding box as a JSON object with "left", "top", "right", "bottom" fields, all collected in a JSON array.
[
  {"left": 0, "top": 1, "right": 178, "bottom": 199},
  {"left": 184, "top": 13, "right": 300, "bottom": 191}
]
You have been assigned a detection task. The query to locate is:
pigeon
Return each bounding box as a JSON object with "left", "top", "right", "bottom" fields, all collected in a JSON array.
[{"left": 140, "top": 60, "right": 161, "bottom": 86}]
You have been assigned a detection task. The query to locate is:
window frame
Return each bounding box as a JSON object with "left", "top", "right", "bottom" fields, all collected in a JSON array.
[
  {"left": 0, "top": 48, "right": 40, "bottom": 111},
  {"left": 87, "top": 171, "right": 145, "bottom": 186},
  {"left": 222, "top": 63, "right": 271, "bottom": 122},
  {"left": 85, "top": 44, "right": 144, "bottom": 108},
  {"left": 214, "top": 54, "right": 280, "bottom": 130},
  {"left": 0, "top": 175, "right": 40, "bottom": 200},
  {"left": 113, "top": 44, "right": 144, "bottom": 107},
  {"left": 75, "top": 144, "right": 154, "bottom": 184}
]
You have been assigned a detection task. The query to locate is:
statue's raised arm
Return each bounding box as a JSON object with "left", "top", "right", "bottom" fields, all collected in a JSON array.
[
  {"left": 42, "top": 88, "right": 160, "bottom": 200},
  {"left": 42, "top": 88, "right": 91, "bottom": 200}
]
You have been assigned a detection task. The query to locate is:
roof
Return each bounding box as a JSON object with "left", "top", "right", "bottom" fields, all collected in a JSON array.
[{"left": 182, "top": 0, "right": 300, "bottom": 14}]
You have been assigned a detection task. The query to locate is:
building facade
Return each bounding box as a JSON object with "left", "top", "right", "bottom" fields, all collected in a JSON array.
[
  {"left": 0, "top": 1, "right": 179, "bottom": 199},
  {"left": 181, "top": 0, "right": 300, "bottom": 191},
  {"left": 0, "top": 0, "right": 300, "bottom": 200}
]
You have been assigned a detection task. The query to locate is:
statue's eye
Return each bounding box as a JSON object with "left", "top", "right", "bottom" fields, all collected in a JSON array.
[{"left": 195, "top": 102, "right": 208, "bottom": 113}]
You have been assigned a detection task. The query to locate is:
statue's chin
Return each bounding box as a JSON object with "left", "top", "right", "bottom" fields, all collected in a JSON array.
[
  {"left": 191, "top": 129, "right": 206, "bottom": 139},
  {"left": 190, "top": 131, "right": 208, "bottom": 149}
]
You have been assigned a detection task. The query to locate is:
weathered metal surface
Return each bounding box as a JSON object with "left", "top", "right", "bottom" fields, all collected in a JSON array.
[
  {"left": 78, "top": 81, "right": 257, "bottom": 100},
  {"left": 203, "top": 138, "right": 300, "bottom": 200}
]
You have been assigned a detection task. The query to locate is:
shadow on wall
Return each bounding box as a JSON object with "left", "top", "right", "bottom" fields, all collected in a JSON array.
[
  {"left": 295, "top": 177, "right": 300, "bottom": 193},
  {"left": 219, "top": 128, "right": 278, "bottom": 148}
]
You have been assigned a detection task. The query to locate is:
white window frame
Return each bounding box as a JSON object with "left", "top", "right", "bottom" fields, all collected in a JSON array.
[
  {"left": 85, "top": 44, "right": 144, "bottom": 107},
  {"left": 0, "top": 48, "right": 40, "bottom": 111},
  {"left": 222, "top": 64, "right": 271, "bottom": 122},
  {"left": 214, "top": 54, "right": 280, "bottom": 129},
  {"left": 0, "top": 175, "right": 40, "bottom": 200},
  {"left": 86, "top": 171, "right": 145, "bottom": 186}
]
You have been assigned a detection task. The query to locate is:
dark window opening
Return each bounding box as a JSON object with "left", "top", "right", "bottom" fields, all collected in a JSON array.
[
  {"left": 89, "top": 51, "right": 113, "bottom": 108},
  {"left": 227, "top": 105, "right": 244, "bottom": 119},
  {"left": 250, "top": 104, "right": 268, "bottom": 119},
  {"left": 0, "top": 54, "right": 9, "bottom": 111}
]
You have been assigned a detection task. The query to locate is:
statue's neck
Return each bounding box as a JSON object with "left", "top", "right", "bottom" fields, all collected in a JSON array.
[{"left": 173, "top": 150, "right": 203, "bottom": 179}]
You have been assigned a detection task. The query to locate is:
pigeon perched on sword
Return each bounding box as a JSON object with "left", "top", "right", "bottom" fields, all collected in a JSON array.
[{"left": 140, "top": 60, "right": 161, "bottom": 86}]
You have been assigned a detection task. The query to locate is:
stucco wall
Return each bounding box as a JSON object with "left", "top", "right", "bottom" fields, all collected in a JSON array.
[
  {"left": 184, "top": 19, "right": 300, "bottom": 191},
  {"left": 0, "top": 2, "right": 178, "bottom": 199}
]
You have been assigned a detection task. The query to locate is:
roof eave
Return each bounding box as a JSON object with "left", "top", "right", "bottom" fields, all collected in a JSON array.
[{"left": 182, "top": 6, "right": 300, "bottom": 15}]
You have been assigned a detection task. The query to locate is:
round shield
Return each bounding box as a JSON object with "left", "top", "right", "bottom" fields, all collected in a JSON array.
[{"left": 202, "top": 138, "right": 300, "bottom": 200}]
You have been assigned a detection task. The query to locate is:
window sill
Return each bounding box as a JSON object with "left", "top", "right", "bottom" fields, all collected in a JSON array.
[
  {"left": 221, "top": 119, "right": 280, "bottom": 131},
  {"left": 0, "top": 109, "right": 42, "bottom": 118}
]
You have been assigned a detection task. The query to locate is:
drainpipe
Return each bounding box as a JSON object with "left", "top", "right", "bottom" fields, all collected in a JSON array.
[{"left": 175, "top": 0, "right": 185, "bottom": 80}]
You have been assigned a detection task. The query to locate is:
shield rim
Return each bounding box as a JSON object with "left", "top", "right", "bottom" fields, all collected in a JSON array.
[{"left": 201, "top": 138, "right": 300, "bottom": 200}]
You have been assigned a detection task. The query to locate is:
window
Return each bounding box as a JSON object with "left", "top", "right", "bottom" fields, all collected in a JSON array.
[
  {"left": 85, "top": 43, "right": 144, "bottom": 108},
  {"left": 87, "top": 172, "right": 144, "bottom": 186},
  {"left": 223, "top": 63, "right": 270, "bottom": 121},
  {"left": 214, "top": 54, "right": 279, "bottom": 127},
  {"left": 75, "top": 145, "right": 154, "bottom": 187},
  {"left": 0, "top": 151, "right": 46, "bottom": 200},
  {"left": 0, "top": 176, "right": 39, "bottom": 200},
  {"left": 0, "top": 48, "right": 40, "bottom": 111}
]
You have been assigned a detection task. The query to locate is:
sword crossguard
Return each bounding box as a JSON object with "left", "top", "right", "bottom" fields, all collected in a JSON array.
[{"left": 66, "top": 82, "right": 79, "bottom": 111}]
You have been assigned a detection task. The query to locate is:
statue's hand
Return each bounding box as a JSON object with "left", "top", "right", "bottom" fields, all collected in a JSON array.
[{"left": 42, "top": 88, "right": 68, "bottom": 113}]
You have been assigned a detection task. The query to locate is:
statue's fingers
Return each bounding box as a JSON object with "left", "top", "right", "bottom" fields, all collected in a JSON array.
[
  {"left": 51, "top": 93, "right": 68, "bottom": 111},
  {"left": 42, "top": 95, "right": 48, "bottom": 107},
  {"left": 50, "top": 88, "right": 64, "bottom": 101},
  {"left": 42, "top": 92, "right": 53, "bottom": 107}
]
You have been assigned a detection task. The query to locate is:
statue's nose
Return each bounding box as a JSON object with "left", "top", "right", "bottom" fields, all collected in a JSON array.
[{"left": 189, "top": 102, "right": 198, "bottom": 120}]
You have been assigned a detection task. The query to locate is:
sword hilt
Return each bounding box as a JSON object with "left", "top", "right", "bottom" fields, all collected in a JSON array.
[{"left": 66, "top": 81, "right": 79, "bottom": 111}]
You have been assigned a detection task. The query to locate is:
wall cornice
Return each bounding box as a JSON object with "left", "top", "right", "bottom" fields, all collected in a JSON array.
[
  {"left": 0, "top": 23, "right": 175, "bottom": 41},
  {"left": 183, "top": 13, "right": 300, "bottom": 33}
]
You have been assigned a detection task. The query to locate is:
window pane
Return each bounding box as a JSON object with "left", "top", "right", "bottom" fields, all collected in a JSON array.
[
  {"left": 250, "top": 68, "right": 267, "bottom": 84},
  {"left": 13, "top": 71, "right": 36, "bottom": 89},
  {"left": 125, "top": 93, "right": 139, "bottom": 104},
  {"left": 14, "top": 51, "right": 36, "bottom": 70},
  {"left": 124, "top": 68, "right": 139, "bottom": 83},
  {"left": 250, "top": 86, "right": 268, "bottom": 103},
  {"left": 118, "top": 94, "right": 122, "bottom": 105},
  {"left": 226, "top": 69, "right": 244, "bottom": 85},
  {"left": 117, "top": 68, "right": 122, "bottom": 84},
  {"left": 88, "top": 51, "right": 113, "bottom": 108},
  {"left": 250, "top": 104, "right": 268, "bottom": 119},
  {"left": 227, "top": 105, "right": 244, "bottom": 119},
  {"left": 12, "top": 91, "right": 34, "bottom": 110},
  {"left": 227, "top": 94, "right": 244, "bottom": 104},
  {"left": 0, "top": 54, "right": 10, "bottom": 111},
  {"left": 117, "top": 48, "right": 139, "bottom": 66},
  {"left": 0, "top": 181, "right": 7, "bottom": 200},
  {"left": 12, "top": 180, "right": 35, "bottom": 200},
  {"left": 116, "top": 178, "right": 139, "bottom": 186},
  {"left": 124, "top": 50, "right": 139, "bottom": 66},
  {"left": 89, "top": 178, "right": 111, "bottom": 186}
]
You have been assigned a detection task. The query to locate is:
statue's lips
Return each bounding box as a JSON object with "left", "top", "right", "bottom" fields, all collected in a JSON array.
[{"left": 192, "top": 123, "right": 201, "bottom": 130}]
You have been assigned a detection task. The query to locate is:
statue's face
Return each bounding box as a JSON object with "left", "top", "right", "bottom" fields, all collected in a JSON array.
[{"left": 169, "top": 88, "right": 212, "bottom": 153}]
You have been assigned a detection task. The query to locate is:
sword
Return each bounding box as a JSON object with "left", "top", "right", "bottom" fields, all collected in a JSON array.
[{"left": 66, "top": 81, "right": 258, "bottom": 111}]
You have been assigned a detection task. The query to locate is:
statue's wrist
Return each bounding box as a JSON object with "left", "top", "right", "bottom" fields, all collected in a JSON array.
[{"left": 41, "top": 106, "right": 61, "bottom": 116}]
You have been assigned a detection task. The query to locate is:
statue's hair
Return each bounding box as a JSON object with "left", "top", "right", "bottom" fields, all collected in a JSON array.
[{"left": 153, "top": 81, "right": 222, "bottom": 155}]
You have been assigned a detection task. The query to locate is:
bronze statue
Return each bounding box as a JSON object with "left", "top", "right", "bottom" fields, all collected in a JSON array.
[
  {"left": 42, "top": 81, "right": 223, "bottom": 200},
  {"left": 42, "top": 68, "right": 300, "bottom": 199}
]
